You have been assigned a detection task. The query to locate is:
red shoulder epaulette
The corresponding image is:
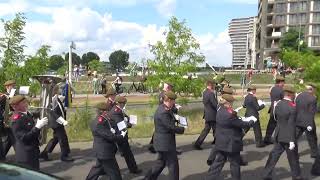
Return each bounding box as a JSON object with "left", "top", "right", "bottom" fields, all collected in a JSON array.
[
  {"left": 98, "top": 116, "right": 104, "bottom": 123},
  {"left": 11, "top": 113, "right": 21, "bottom": 121},
  {"left": 227, "top": 108, "right": 233, "bottom": 114},
  {"left": 289, "top": 101, "right": 296, "bottom": 107}
]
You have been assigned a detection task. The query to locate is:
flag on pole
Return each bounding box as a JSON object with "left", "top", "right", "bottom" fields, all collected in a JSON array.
[{"left": 64, "top": 80, "right": 72, "bottom": 108}]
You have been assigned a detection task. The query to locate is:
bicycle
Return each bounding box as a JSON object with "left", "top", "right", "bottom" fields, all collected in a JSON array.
[
  {"left": 111, "top": 82, "right": 128, "bottom": 95},
  {"left": 128, "top": 81, "right": 147, "bottom": 94}
]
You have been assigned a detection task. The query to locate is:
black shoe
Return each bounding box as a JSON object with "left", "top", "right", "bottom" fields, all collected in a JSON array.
[
  {"left": 61, "top": 156, "right": 74, "bottom": 162},
  {"left": 176, "top": 149, "right": 183, "bottom": 155},
  {"left": 148, "top": 146, "right": 156, "bottom": 154},
  {"left": 256, "top": 143, "right": 266, "bottom": 148},
  {"left": 239, "top": 158, "right": 248, "bottom": 166},
  {"left": 207, "top": 159, "right": 213, "bottom": 166},
  {"left": 264, "top": 140, "right": 273, "bottom": 145},
  {"left": 39, "top": 153, "right": 51, "bottom": 161},
  {"left": 130, "top": 169, "right": 142, "bottom": 174},
  {"left": 193, "top": 144, "right": 203, "bottom": 150},
  {"left": 311, "top": 168, "right": 320, "bottom": 176}
]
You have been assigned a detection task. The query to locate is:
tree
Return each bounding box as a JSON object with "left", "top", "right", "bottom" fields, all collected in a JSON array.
[
  {"left": 0, "top": 13, "right": 26, "bottom": 67},
  {"left": 82, "top": 52, "right": 100, "bottom": 67},
  {"left": 146, "top": 17, "right": 205, "bottom": 97},
  {"left": 49, "top": 55, "right": 65, "bottom": 71},
  {"left": 65, "top": 52, "right": 81, "bottom": 66},
  {"left": 280, "top": 29, "right": 308, "bottom": 53},
  {"left": 88, "top": 59, "right": 104, "bottom": 73},
  {"left": 109, "top": 50, "right": 129, "bottom": 72}
]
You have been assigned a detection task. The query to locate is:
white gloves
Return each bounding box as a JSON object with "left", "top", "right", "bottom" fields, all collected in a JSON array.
[
  {"left": 175, "top": 104, "right": 182, "bottom": 110},
  {"left": 234, "top": 107, "right": 243, "bottom": 113},
  {"left": 121, "top": 130, "right": 127, "bottom": 137},
  {"left": 56, "top": 117, "right": 68, "bottom": 126},
  {"left": 242, "top": 116, "right": 257, "bottom": 123},
  {"left": 174, "top": 114, "right": 180, "bottom": 121},
  {"left": 110, "top": 128, "right": 115, "bottom": 134},
  {"left": 289, "top": 142, "right": 295, "bottom": 150},
  {"left": 35, "top": 117, "right": 48, "bottom": 129},
  {"left": 258, "top": 100, "right": 266, "bottom": 106},
  {"left": 307, "top": 126, "right": 313, "bottom": 132}
]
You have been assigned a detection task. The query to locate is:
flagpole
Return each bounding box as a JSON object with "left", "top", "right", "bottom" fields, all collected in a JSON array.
[{"left": 68, "top": 42, "right": 73, "bottom": 84}]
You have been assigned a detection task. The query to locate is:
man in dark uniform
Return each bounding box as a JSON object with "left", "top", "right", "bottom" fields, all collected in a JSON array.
[
  {"left": 144, "top": 91, "right": 185, "bottom": 180},
  {"left": 0, "top": 80, "right": 17, "bottom": 160},
  {"left": 243, "top": 85, "right": 265, "bottom": 147},
  {"left": 263, "top": 85, "right": 305, "bottom": 180},
  {"left": 86, "top": 102, "right": 126, "bottom": 180},
  {"left": 205, "top": 94, "right": 255, "bottom": 180},
  {"left": 148, "top": 82, "right": 180, "bottom": 154},
  {"left": 39, "top": 85, "right": 73, "bottom": 162},
  {"left": 10, "top": 95, "right": 49, "bottom": 170},
  {"left": 295, "top": 83, "right": 318, "bottom": 158},
  {"left": 194, "top": 80, "right": 218, "bottom": 150},
  {"left": 264, "top": 76, "right": 285, "bottom": 145},
  {"left": 110, "top": 96, "right": 142, "bottom": 174}
]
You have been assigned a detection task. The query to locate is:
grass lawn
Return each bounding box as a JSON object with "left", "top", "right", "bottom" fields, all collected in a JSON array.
[{"left": 62, "top": 101, "right": 320, "bottom": 142}]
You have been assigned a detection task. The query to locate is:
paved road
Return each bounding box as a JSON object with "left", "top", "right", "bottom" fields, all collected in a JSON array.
[{"left": 8, "top": 132, "right": 320, "bottom": 180}]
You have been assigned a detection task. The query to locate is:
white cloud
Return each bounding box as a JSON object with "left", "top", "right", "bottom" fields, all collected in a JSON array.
[
  {"left": 224, "top": 0, "right": 257, "bottom": 5},
  {"left": 1, "top": 3, "right": 232, "bottom": 67},
  {"left": 197, "top": 30, "right": 232, "bottom": 67},
  {"left": 155, "top": 0, "right": 176, "bottom": 18},
  {"left": 0, "top": 0, "right": 29, "bottom": 16}
]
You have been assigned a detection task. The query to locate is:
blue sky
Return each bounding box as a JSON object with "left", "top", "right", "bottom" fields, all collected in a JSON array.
[{"left": 0, "top": 0, "right": 258, "bottom": 67}]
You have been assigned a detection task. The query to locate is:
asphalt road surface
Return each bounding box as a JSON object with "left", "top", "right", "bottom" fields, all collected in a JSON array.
[{"left": 8, "top": 132, "right": 320, "bottom": 180}]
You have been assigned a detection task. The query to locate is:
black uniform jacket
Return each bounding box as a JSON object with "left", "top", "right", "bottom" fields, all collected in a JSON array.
[
  {"left": 295, "top": 92, "right": 318, "bottom": 128},
  {"left": 243, "top": 93, "right": 265, "bottom": 119},
  {"left": 91, "top": 112, "right": 123, "bottom": 160},
  {"left": 274, "top": 99, "right": 297, "bottom": 143},
  {"left": 48, "top": 95, "right": 66, "bottom": 129},
  {"left": 11, "top": 112, "right": 40, "bottom": 162},
  {"left": 215, "top": 106, "right": 253, "bottom": 153},
  {"left": 153, "top": 104, "right": 184, "bottom": 152},
  {"left": 203, "top": 88, "right": 218, "bottom": 122},
  {"left": 109, "top": 106, "right": 132, "bottom": 138},
  {"left": 268, "top": 85, "right": 284, "bottom": 114}
]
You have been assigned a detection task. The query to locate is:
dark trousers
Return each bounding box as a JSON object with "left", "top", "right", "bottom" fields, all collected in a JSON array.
[
  {"left": 264, "top": 142, "right": 301, "bottom": 179},
  {"left": 244, "top": 120, "right": 263, "bottom": 146},
  {"left": 101, "top": 85, "right": 106, "bottom": 94},
  {"left": 264, "top": 114, "right": 277, "bottom": 142},
  {"left": 42, "top": 127, "right": 71, "bottom": 158},
  {"left": 3, "top": 127, "right": 15, "bottom": 157},
  {"left": 149, "top": 133, "right": 154, "bottom": 145},
  {"left": 118, "top": 138, "right": 138, "bottom": 172},
  {"left": 195, "top": 121, "right": 215, "bottom": 146},
  {"left": 206, "top": 151, "right": 241, "bottom": 180},
  {"left": 145, "top": 151, "right": 179, "bottom": 180},
  {"left": 296, "top": 126, "right": 318, "bottom": 157},
  {"left": 86, "top": 158, "right": 122, "bottom": 180}
]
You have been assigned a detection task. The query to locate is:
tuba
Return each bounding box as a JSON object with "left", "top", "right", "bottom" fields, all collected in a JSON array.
[{"left": 32, "top": 75, "right": 63, "bottom": 145}]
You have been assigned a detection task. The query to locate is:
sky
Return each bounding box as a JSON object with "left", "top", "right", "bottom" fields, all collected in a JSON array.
[{"left": 0, "top": 0, "right": 258, "bottom": 67}]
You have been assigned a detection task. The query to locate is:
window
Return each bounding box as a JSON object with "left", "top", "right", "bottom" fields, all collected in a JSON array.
[
  {"left": 275, "top": 15, "right": 286, "bottom": 25},
  {"left": 312, "top": 37, "right": 320, "bottom": 46},
  {"left": 313, "top": 25, "right": 320, "bottom": 34},
  {"left": 313, "top": 13, "right": 320, "bottom": 23},
  {"left": 289, "top": 14, "right": 307, "bottom": 24},
  {"left": 314, "top": 1, "right": 320, "bottom": 11},
  {"left": 290, "top": 2, "right": 307, "bottom": 12},
  {"left": 275, "top": 3, "right": 286, "bottom": 13}
]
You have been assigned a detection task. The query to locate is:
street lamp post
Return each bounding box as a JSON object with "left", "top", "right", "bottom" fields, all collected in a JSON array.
[{"left": 68, "top": 41, "right": 76, "bottom": 84}]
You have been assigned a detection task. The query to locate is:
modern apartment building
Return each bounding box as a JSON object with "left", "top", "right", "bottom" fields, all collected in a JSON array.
[
  {"left": 229, "top": 17, "right": 257, "bottom": 69},
  {"left": 256, "top": 0, "right": 320, "bottom": 69}
]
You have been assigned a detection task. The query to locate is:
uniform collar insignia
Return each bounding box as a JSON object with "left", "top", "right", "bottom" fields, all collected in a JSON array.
[{"left": 11, "top": 113, "right": 21, "bottom": 121}]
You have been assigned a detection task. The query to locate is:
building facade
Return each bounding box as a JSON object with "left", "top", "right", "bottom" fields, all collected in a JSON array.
[
  {"left": 229, "top": 17, "right": 257, "bottom": 69},
  {"left": 256, "top": 0, "right": 320, "bottom": 69}
]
